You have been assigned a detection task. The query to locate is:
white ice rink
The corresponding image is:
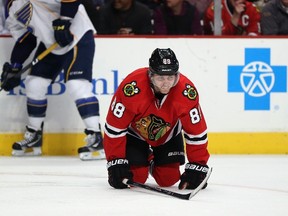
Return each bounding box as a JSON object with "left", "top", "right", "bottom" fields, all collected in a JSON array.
[{"left": 0, "top": 155, "right": 287, "bottom": 216}]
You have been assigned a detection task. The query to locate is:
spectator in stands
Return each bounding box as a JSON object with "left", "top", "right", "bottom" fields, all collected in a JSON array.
[
  {"left": 0, "top": 0, "right": 9, "bottom": 34},
  {"left": 82, "top": 0, "right": 104, "bottom": 32},
  {"left": 97, "top": 0, "right": 153, "bottom": 35},
  {"left": 250, "top": 0, "right": 270, "bottom": 11},
  {"left": 261, "top": 0, "right": 288, "bottom": 35},
  {"left": 203, "top": 0, "right": 261, "bottom": 35},
  {"left": 188, "top": 0, "right": 212, "bottom": 18},
  {"left": 153, "top": 0, "right": 203, "bottom": 35}
]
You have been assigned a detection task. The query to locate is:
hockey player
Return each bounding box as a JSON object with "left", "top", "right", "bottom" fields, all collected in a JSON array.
[
  {"left": 0, "top": 0, "right": 105, "bottom": 160},
  {"left": 203, "top": 0, "right": 261, "bottom": 35},
  {"left": 104, "top": 48, "right": 210, "bottom": 190}
]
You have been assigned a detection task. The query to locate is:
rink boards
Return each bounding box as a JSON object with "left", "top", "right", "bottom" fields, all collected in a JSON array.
[{"left": 0, "top": 36, "right": 287, "bottom": 155}]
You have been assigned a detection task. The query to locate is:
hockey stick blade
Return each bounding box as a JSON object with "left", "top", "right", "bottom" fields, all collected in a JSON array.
[
  {"left": 123, "top": 167, "right": 213, "bottom": 200},
  {"left": 79, "top": 156, "right": 106, "bottom": 161},
  {"left": 0, "top": 42, "right": 58, "bottom": 91},
  {"left": 188, "top": 167, "right": 213, "bottom": 199}
]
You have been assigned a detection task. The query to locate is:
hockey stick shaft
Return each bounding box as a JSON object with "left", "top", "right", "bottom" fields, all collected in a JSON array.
[
  {"left": 123, "top": 178, "right": 191, "bottom": 200},
  {"left": 18, "top": 42, "right": 58, "bottom": 74},
  {"left": 123, "top": 167, "right": 213, "bottom": 200},
  {"left": 0, "top": 42, "right": 58, "bottom": 91}
]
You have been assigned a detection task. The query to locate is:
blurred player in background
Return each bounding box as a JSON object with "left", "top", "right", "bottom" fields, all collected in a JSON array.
[
  {"left": 104, "top": 48, "right": 210, "bottom": 190},
  {"left": 0, "top": 0, "right": 105, "bottom": 160},
  {"left": 203, "top": 0, "right": 261, "bottom": 35}
]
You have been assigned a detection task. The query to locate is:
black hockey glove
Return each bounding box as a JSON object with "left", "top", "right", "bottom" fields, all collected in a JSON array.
[
  {"left": 1, "top": 62, "right": 22, "bottom": 91},
  {"left": 52, "top": 19, "right": 73, "bottom": 47},
  {"left": 178, "top": 162, "right": 209, "bottom": 190},
  {"left": 107, "top": 158, "right": 133, "bottom": 189}
]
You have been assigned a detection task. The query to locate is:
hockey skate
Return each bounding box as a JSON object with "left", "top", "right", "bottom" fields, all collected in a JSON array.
[
  {"left": 78, "top": 129, "right": 106, "bottom": 161},
  {"left": 12, "top": 125, "right": 43, "bottom": 156}
]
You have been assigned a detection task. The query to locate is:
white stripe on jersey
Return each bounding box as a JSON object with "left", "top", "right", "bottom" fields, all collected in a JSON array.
[
  {"left": 183, "top": 129, "right": 208, "bottom": 145},
  {"left": 104, "top": 122, "right": 128, "bottom": 138},
  {"left": 163, "top": 119, "right": 182, "bottom": 143}
]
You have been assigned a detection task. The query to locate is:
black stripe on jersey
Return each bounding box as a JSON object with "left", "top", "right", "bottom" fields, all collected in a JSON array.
[
  {"left": 184, "top": 133, "right": 207, "bottom": 143},
  {"left": 105, "top": 123, "right": 127, "bottom": 136},
  {"left": 172, "top": 121, "right": 180, "bottom": 137},
  {"left": 127, "top": 128, "right": 138, "bottom": 137},
  {"left": 127, "top": 128, "right": 147, "bottom": 141}
]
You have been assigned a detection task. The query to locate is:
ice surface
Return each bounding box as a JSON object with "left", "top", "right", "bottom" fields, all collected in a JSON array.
[{"left": 0, "top": 155, "right": 287, "bottom": 216}]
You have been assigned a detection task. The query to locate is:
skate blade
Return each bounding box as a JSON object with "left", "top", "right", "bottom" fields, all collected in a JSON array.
[
  {"left": 12, "top": 147, "right": 42, "bottom": 157},
  {"left": 79, "top": 150, "right": 106, "bottom": 161}
]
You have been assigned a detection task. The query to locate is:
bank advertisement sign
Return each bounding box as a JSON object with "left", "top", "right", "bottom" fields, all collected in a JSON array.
[{"left": 228, "top": 48, "right": 287, "bottom": 110}]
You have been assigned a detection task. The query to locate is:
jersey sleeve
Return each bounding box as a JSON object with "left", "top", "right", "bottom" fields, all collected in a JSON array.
[
  {"left": 5, "top": 9, "right": 28, "bottom": 40},
  {"left": 104, "top": 83, "right": 137, "bottom": 161},
  {"left": 180, "top": 85, "right": 209, "bottom": 165},
  {"left": 5, "top": 1, "right": 37, "bottom": 64},
  {"left": 11, "top": 32, "right": 37, "bottom": 64},
  {"left": 60, "top": 0, "right": 81, "bottom": 19}
]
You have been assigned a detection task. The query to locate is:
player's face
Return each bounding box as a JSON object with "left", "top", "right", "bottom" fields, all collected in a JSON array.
[
  {"left": 229, "top": 0, "right": 246, "bottom": 7},
  {"left": 166, "top": 0, "right": 183, "bottom": 8},
  {"left": 151, "top": 74, "right": 177, "bottom": 94},
  {"left": 282, "top": 0, "right": 288, "bottom": 7},
  {"left": 113, "top": 0, "right": 132, "bottom": 10}
]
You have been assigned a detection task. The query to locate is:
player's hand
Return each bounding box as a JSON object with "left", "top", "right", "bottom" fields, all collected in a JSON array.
[
  {"left": 1, "top": 62, "right": 22, "bottom": 91},
  {"left": 178, "top": 162, "right": 209, "bottom": 190},
  {"left": 107, "top": 158, "right": 133, "bottom": 189},
  {"left": 234, "top": 0, "right": 246, "bottom": 14},
  {"left": 52, "top": 19, "right": 73, "bottom": 47}
]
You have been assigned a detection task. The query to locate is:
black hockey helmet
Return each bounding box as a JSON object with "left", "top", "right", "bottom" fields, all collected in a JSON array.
[{"left": 149, "top": 48, "right": 179, "bottom": 75}]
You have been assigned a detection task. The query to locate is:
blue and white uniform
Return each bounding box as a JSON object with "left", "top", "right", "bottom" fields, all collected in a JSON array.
[
  {"left": 6, "top": 0, "right": 95, "bottom": 55},
  {"left": 4, "top": 0, "right": 104, "bottom": 159}
]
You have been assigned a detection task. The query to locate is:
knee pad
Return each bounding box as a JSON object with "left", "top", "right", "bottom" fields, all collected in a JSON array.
[
  {"left": 130, "top": 165, "right": 149, "bottom": 184},
  {"left": 66, "top": 79, "right": 99, "bottom": 118},
  {"left": 25, "top": 75, "right": 51, "bottom": 99},
  {"left": 152, "top": 163, "right": 180, "bottom": 187},
  {"left": 66, "top": 79, "right": 94, "bottom": 101}
]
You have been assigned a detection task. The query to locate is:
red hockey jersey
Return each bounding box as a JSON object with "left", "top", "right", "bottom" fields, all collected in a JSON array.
[
  {"left": 203, "top": 0, "right": 261, "bottom": 35},
  {"left": 104, "top": 67, "right": 209, "bottom": 165}
]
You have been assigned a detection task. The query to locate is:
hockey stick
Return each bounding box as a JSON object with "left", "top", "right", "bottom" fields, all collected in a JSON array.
[
  {"left": 123, "top": 167, "right": 213, "bottom": 200},
  {"left": 0, "top": 42, "right": 58, "bottom": 91}
]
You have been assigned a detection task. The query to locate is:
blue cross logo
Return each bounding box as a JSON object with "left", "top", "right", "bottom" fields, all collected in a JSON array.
[{"left": 228, "top": 48, "right": 287, "bottom": 110}]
